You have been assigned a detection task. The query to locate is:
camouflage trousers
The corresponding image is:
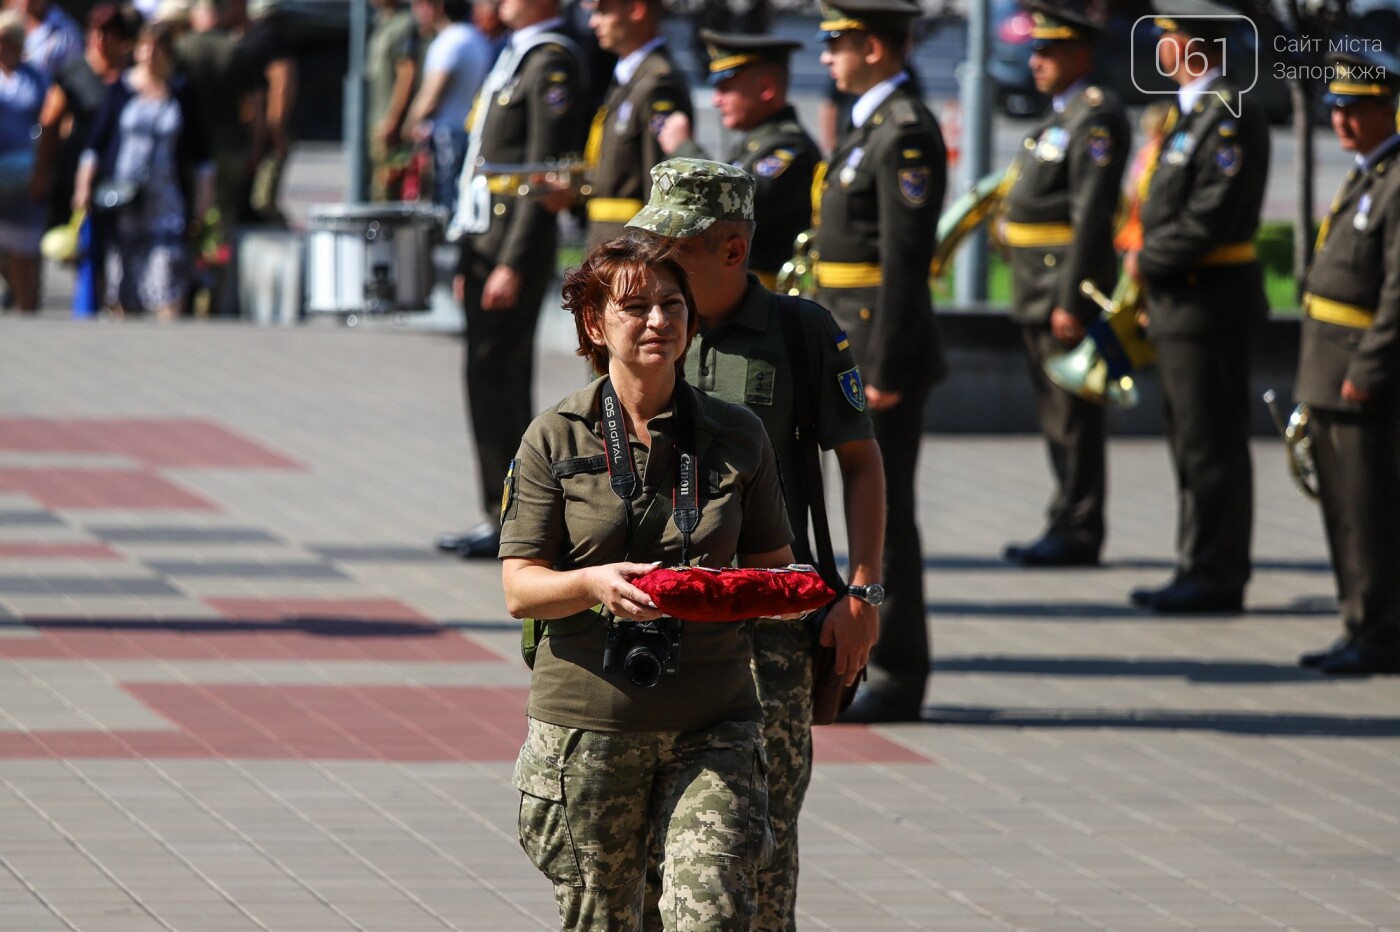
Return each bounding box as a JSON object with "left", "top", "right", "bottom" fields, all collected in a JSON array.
[
  {"left": 750, "top": 620, "right": 814, "bottom": 932},
  {"left": 641, "top": 622, "right": 814, "bottom": 931},
  {"left": 513, "top": 717, "right": 773, "bottom": 931}
]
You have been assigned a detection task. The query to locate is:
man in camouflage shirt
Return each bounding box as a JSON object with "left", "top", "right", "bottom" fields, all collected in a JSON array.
[{"left": 628, "top": 157, "right": 885, "bottom": 931}]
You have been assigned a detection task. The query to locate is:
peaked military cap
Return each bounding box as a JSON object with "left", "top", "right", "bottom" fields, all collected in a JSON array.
[
  {"left": 1152, "top": 0, "right": 1233, "bottom": 41},
  {"left": 817, "top": 0, "right": 920, "bottom": 40},
  {"left": 625, "top": 158, "right": 756, "bottom": 237},
  {"left": 1023, "top": 0, "right": 1100, "bottom": 50},
  {"left": 699, "top": 30, "right": 802, "bottom": 84},
  {"left": 1323, "top": 48, "right": 1400, "bottom": 107}
]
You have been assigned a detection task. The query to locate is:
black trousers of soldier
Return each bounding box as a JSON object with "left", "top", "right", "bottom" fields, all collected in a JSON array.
[
  {"left": 1020, "top": 325, "right": 1106, "bottom": 548},
  {"left": 1310, "top": 406, "right": 1400, "bottom": 648},
  {"left": 1154, "top": 332, "right": 1254, "bottom": 593},
  {"left": 866, "top": 386, "right": 931, "bottom": 705},
  {"left": 460, "top": 240, "right": 556, "bottom": 521}
]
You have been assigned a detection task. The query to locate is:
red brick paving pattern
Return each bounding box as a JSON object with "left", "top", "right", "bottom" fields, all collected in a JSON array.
[
  {"left": 0, "top": 418, "right": 302, "bottom": 469},
  {"left": 0, "top": 683, "right": 932, "bottom": 764},
  {"left": 0, "top": 468, "right": 217, "bottom": 509},
  {"left": 0, "top": 598, "right": 500, "bottom": 662}
]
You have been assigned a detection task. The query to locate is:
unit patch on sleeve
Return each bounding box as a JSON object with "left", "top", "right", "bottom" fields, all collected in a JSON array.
[
  {"left": 1087, "top": 126, "right": 1113, "bottom": 166},
  {"left": 753, "top": 149, "right": 794, "bottom": 178},
  {"left": 898, "top": 167, "right": 931, "bottom": 205},
  {"left": 837, "top": 367, "right": 866, "bottom": 411}
]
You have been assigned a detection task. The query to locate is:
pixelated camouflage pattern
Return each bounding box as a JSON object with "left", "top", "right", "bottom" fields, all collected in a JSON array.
[
  {"left": 514, "top": 717, "right": 772, "bottom": 931},
  {"left": 626, "top": 158, "right": 757, "bottom": 238},
  {"left": 751, "top": 619, "right": 815, "bottom": 932}
]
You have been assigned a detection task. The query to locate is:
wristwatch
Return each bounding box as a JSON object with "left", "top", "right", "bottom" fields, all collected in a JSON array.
[{"left": 846, "top": 583, "right": 886, "bottom": 606}]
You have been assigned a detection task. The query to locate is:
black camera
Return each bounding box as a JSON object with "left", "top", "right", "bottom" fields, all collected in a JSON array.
[{"left": 602, "top": 618, "right": 682, "bottom": 688}]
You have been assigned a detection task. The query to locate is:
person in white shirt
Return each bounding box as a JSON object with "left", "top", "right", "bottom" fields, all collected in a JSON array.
[{"left": 404, "top": 0, "right": 490, "bottom": 210}]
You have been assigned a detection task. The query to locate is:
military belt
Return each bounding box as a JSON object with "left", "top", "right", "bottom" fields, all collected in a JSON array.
[
  {"left": 814, "top": 261, "right": 882, "bottom": 288},
  {"left": 1001, "top": 221, "right": 1074, "bottom": 248},
  {"left": 1197, "top": 242, "right": 1257, "bottom": 266},
  {"left": 754, "top": 270, "right": 779, "bottom": 291},
  {"left": 521, "top": 604, "right": 607, "bottom": 667},
  {"left": 588, "top": 198, "right": 644, "bottom": 223},
  {"left": 1303, "top": 293, "right": 1375, "bottom": 329}
]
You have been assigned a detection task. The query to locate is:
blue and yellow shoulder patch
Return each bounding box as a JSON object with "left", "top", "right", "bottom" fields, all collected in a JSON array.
[
  {"left": 834, "top": 329, "right": 851, "bottom": 352},
  {"left": 837, "top": 367, "right": 866, "bottom": 412},
  {"left": 898, "top": 167, "right": 930, "bottom": 205},
  {"left": 753, "top": 149, "right": 794, "bottom": 178},
  {"left": 500, "top": 459, "right": 517, "bottom": 521}
]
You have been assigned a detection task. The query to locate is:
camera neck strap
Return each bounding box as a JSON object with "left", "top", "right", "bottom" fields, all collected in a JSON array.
[{"left": 598, "top": 376, "right": 702, "bottom": 565}]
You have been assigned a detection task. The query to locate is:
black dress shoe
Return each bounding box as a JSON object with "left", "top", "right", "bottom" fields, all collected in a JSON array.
[
  {"left": 1004, "top": 535, "right": 1100, "bottom": 567},
  {"left": 835, "top": 688, "right": 923, "bottom": 724},
  {"left": 436, "top": 522, "right": 501, "bottom": 559},
  {"left": 1299, "top": 637, "right": 1350, "bottom": 668},
  {"left": 1317, "top": 640, "right": 1400, "bottom": 676},
  {"left": 1130, "top": 578, "right": 1243, "bottom": 614}
]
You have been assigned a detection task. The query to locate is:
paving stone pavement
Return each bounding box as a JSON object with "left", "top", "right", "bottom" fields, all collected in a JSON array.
[{"left": 1, "top": 318, "right": 1398, "bottom": 932}]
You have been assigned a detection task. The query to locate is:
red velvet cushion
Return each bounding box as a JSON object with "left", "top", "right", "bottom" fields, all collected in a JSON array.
[{"left": 633, "top": 565, "right": 836, "bottom": 622}]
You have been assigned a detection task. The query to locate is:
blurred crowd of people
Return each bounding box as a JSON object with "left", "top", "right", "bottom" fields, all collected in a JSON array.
[{"left": 0, "top": 0, "right": 300, "bottom": 318}]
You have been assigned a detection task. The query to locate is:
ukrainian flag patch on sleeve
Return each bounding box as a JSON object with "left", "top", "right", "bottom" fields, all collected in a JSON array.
[{"left": 835, "top": 330, "right": 850, "bottom": 352}]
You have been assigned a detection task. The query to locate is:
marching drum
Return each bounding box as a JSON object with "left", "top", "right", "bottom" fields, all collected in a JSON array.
[{"left": 305, "top": 202, "right": 445, "bottom": 316}]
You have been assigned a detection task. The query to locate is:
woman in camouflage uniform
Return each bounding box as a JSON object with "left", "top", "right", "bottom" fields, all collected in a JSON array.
[{"left": 501, "top": 235, "right": 793, "bottom": 930}]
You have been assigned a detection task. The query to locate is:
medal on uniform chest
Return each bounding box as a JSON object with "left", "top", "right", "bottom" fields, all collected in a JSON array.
[
  {"left": 614, "top": 100, "right": 633, "bottom": 132},
  {"left": 839, "top": 147, "right": 864, "bottom": 187},
  {"left": 1036, "top": 126, "right": 1069, "bottom": 162},
  {"left": 1354, "top": 193, "right": 1373, "bottom": 231},
  {"left": 1164, "top": 132, "right": 1195, "bottom": 166}
]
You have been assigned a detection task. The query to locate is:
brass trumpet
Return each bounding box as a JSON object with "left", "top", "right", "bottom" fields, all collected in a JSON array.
[
  {"left": 1262, "top": 390, "right": 1319, "bottom": 500},
  {"left": 1043, "top": 275, "right": 1155, "bottom": 408}
]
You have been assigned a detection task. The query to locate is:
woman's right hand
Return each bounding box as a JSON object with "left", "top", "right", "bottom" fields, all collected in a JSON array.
[{"left": 587, "top": 562, "right": 664, "bottom": 622}]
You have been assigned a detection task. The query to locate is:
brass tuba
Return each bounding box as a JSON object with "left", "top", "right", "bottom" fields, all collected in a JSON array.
[
  {"left": 929, "top": 168, "right": 1011, "bottom": 280},
  {"left": 1262, "top": 390, "right": 1320, "bottom": 500},
  {"left": 775, "top": 168, "right": 1013, "bottom": 299},
  {"left": 1043, "top": 275, "right": 1156, "bottom": 407}
]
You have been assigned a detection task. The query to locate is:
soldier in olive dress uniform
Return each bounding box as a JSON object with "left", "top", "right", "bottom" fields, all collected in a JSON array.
[
  {"left": 627, "top": 158, "right": 885, "bottom": 931},
  {"left": 815, "top": 0, "right": 947, "bottom": 722},
  {"left": 1294, "top": 51, "right": 1400, "bottom": 676},
  {"left": 582, "top": 0, "right": 691, "bottom": 246},
  {"left": 1001, "top": 3, "right": 1129, "bottom": 567},
  {"left": 1124, "top": 0, "right": 1269, "bottom": 613},
  {"left": 435, "top": 0, "right": 588, "bottom": 558},
  {"left": 656, "top": 31, "right": 822, "bottom": 290}
]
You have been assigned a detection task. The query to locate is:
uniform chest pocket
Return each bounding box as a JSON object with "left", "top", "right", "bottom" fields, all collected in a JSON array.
[
  {"left": 1335, "top": 221, "right": 1384, "bottom": 272},
  {"left": 745, "top": 358, "right": 777, "bottom": 406},
  {"left": 610, "top": 101, "right": 641, "bottom": 141}
]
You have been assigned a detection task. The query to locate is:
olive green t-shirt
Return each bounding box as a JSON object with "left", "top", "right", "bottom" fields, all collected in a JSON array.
[
  {"left": 499, "top": 379, "right": 793, "bottom": 733},
  {"left": 685, "top": 279, "right": 874, "bottom": 565}
]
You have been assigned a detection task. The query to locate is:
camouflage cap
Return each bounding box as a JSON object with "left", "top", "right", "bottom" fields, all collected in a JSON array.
[{"left": 625, "top": 158, "right": 756, "bottom": 238}]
